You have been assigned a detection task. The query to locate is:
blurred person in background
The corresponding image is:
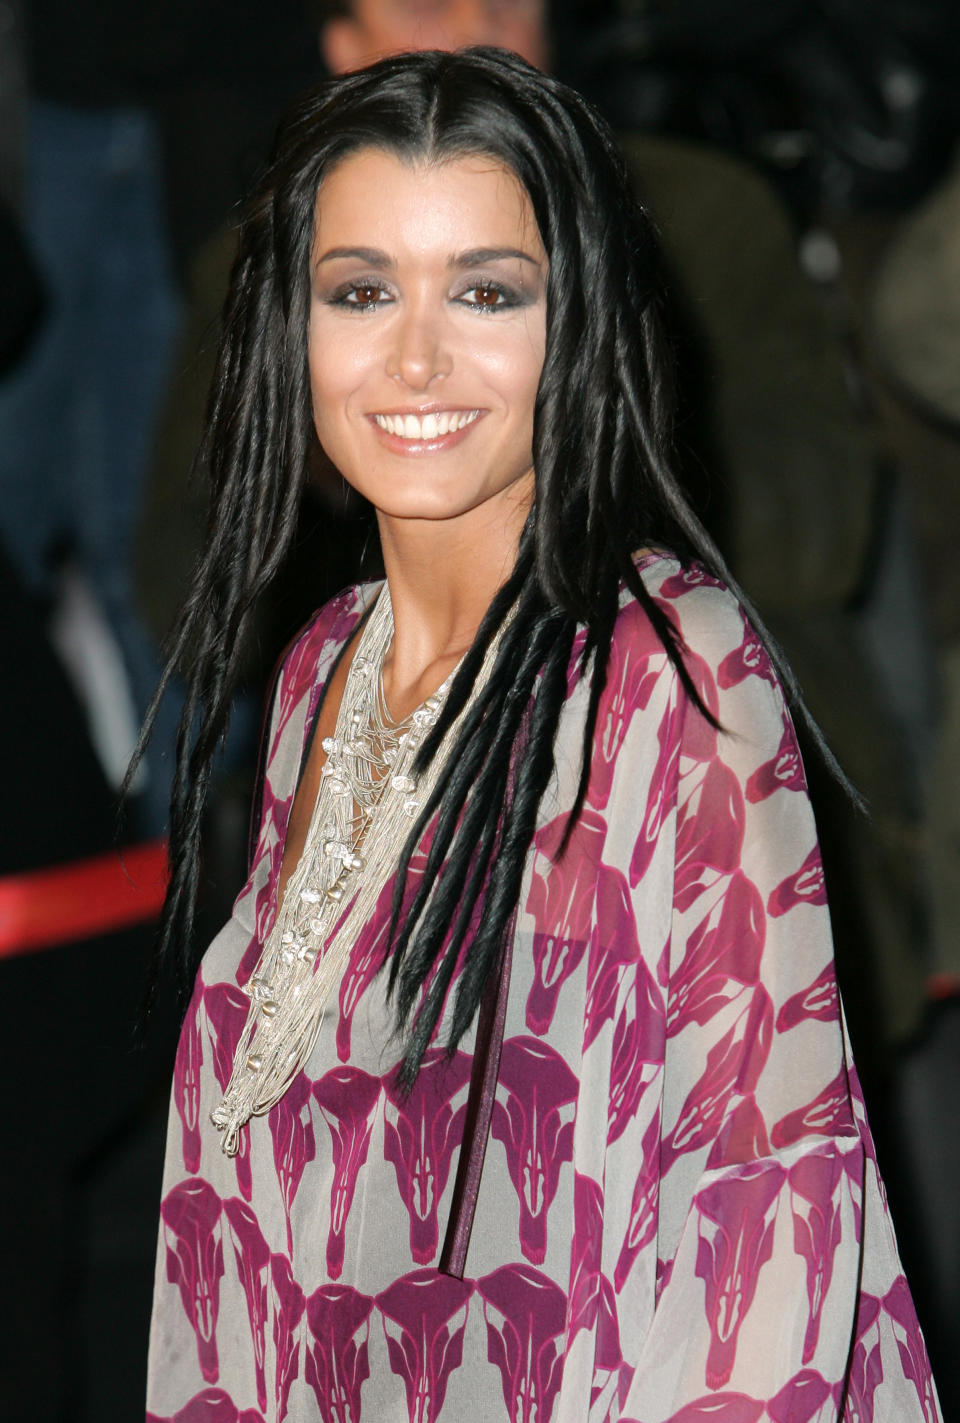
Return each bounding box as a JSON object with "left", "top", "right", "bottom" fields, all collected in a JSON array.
[
  {"left": 0, "top": 6, "right": 318, "bottom": 1420},
  {"left": 0, "top": 0, "right": 183, "bottom": 834},
  {"left": 319, "top": 0, "right": 548, "bottom": 70},
  {"left": 0, "top": 17, "right": 173, "bottom": 1417},
  {"left": 867, "top": 148, "right": 960, "bottom": 1407},
  {"left": 0, "top": 1, "right": 321, "bottom": 838}
]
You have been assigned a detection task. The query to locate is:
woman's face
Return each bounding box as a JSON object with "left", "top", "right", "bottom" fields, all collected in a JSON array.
[{"left": 307, "top": 147, "right": 547, "bottom": 534}]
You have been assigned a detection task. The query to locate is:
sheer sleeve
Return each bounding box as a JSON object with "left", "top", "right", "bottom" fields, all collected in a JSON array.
[{"left": 617, "top": 573, "right": 941, "bottom": 1422}]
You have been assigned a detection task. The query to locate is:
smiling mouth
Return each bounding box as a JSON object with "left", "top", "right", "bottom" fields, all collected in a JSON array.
[{"left": 372, "top": 409, "right": 481, "bottom": 439}]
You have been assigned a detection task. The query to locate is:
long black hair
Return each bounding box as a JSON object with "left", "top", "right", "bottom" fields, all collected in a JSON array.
[{"left": 139, "top": 46, "right": 838, "bottom": 1082}]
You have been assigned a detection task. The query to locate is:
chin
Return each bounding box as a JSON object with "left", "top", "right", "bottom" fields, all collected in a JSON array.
[{"left": 375, "top": 496, "right": 477, "bottom": 524}]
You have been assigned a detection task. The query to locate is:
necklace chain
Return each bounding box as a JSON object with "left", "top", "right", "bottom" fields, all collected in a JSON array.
[{"left": 211, "top": 586, "right": 500, "bottom": 1155}]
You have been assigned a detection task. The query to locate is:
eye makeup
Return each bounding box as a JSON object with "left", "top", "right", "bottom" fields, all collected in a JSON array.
[
  {"left": 319, "top": 270, "right": 539, "bottom": 315},
  {"left": 452, "top": 276, "right": 535, "bottom": 311},
  {"left": 325, "top": 277, "right": 396, "bottom": 311}
]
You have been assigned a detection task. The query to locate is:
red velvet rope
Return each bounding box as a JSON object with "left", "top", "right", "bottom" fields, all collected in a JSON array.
[{"left": 0, "top": 841, "right": 168, "bottom": 958}]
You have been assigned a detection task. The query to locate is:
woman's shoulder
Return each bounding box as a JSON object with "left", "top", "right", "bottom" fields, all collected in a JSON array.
[
  {"left": 625, "top": 552, "right": 766, "bottom": 666},
  {"left": 609, "top": 553, "right": 804, "bottom": 813},
  {"left": 273, "top": 579, "right": 380, "bottom": 703},
  {"left": 617, "top": 550, "right": 786, "bottom": 720}
]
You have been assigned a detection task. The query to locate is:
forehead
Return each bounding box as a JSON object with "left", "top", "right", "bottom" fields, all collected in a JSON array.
[{"left": 312, "top": 148, "right": 543, "bottom": 254}]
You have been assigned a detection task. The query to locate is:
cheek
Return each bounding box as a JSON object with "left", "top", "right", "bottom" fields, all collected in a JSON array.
[
  {"left": 307, "top": 325, "right": 361, "bottom": 433},
  {"left": 308, "top": 365, "right": 333, "bottom": 439},
  {"left": 477, "top": 323, "right": 545, "bottom": 404}
]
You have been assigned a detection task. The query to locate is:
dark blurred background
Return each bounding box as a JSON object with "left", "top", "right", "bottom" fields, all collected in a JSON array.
[{"left": 2, "top": 1, "right": 959, "bottom": 1418}]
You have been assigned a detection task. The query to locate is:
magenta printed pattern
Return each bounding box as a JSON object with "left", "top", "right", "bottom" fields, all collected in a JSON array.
[{"left": 147, "top": 560, "right": 941, "bottom": 1422}]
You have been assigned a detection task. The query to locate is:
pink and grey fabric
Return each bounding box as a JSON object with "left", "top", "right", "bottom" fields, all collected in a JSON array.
[{"left": 147, "top": 556, "right": 942, "bottom": 1422}]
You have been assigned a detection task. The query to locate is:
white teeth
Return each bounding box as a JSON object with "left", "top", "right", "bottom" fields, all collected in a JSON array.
[{"left": 373, "top": 410, "right": 479, "bottom": 439}]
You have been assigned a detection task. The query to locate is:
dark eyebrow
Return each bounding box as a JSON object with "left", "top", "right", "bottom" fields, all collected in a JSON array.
[
  {"left": 314, "top": 245, "right": 542, "bottom": 269},
  {"left": 314, "top": 246, "right": 393, "bottom": 267},
  {"left": 455, "top": 247, "right": 541, "bottom": 268}
]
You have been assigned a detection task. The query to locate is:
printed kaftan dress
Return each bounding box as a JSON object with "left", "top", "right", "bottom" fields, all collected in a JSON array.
[{"left": 147, "top": 554, "right": 942, "bottom": 1423}]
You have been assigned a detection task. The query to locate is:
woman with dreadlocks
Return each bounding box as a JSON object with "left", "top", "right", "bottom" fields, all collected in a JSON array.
[{"left": 145, "top": 47, "right": 939, "bottom": 1423}]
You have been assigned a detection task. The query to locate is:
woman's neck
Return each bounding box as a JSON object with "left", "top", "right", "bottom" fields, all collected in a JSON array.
[{"left": 375, "top": 478, "right": 531, "bottom": 722}]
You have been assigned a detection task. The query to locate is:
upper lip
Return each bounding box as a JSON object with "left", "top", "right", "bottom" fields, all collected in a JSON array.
[{"left": 367, "top": 403, "right": 484, "bottom": 416}]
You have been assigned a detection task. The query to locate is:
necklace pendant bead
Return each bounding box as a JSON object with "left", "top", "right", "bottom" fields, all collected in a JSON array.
[
  {"left": 247, "top": 1054, "right": 263, "bottom": 1073},
  {"left": 391, "top": 775, "right": 414, "bottom": 793},
  {"left": 261, "top": 1000, "right": 278, "bottom": 1019},
  {"left": 300, "top": 888, "right": 321, "bottom": 904},
  {"left": 403, "top": 797, "right": 420, "bottom": 817}
]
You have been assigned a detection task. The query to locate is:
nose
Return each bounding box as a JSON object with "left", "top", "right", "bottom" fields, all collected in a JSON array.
[{"left": 385, "top": 300, "right": 452, "bottom": 391}]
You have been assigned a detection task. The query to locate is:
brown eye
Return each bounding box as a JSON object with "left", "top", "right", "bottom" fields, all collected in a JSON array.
[
  {"left": 352, "top": 283, "right": 383, "bottom": 306},
  {"left": 472, "top": 283, "right": 502, "bottom": 308},
  {"left": 329, "top": 279, "right": 394, "bottom": 312},
  {"left": 459, "top": 281, "right": 519, "bottom": 311}
]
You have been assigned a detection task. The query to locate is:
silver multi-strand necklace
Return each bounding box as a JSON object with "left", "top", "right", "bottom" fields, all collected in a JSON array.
[{"left": 212, "top": 584, "right": 498, "bottom": 1156}]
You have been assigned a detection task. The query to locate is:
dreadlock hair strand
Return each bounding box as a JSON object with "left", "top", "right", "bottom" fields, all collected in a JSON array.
[{"left": 387, "top": 589, "right": 569, "bottom": 1003}]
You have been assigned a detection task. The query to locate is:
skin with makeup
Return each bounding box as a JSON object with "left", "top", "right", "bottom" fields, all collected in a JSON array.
[{"left": 277, "top": 149, "right": 547, "bottom": 907}]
